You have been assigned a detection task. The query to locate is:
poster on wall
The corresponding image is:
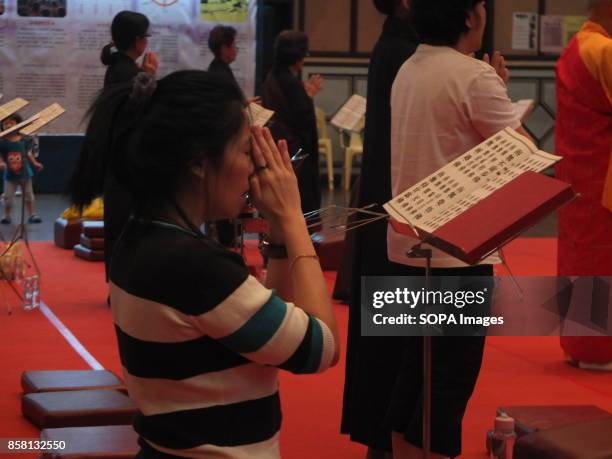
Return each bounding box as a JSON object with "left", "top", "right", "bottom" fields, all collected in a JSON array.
[
  {"left": 0, "top": 0, "right": 257, "bottom": 134},
  {"left": 512, "top": 12, "right": 538, "bottom": 51},
  {"left": 540, "top": 15, "right": 587, "bottom": 54}
]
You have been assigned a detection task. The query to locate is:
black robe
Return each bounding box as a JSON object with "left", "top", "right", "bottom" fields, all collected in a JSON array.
[
  {"left": 208, "top": 57, "right": 241, "bottom": 92},
  {"left": 207, "top": 57, "right": 242, "bottom": 246},
  {"left": 102, "top": 52, "right": 139, "bottom": 278},
  {"left": 262, "top": 66, "right": 321, "bottom": 214},
  {"left": 340, "top": 16, "right": 418, "bottom": 451},
  {"left": 104, "top": 52, "right": 139, "bottom": 87}
]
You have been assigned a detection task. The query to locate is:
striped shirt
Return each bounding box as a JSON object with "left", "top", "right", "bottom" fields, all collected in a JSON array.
[{"left": 109, "top": 218, "right": 336, "bottom": 458}]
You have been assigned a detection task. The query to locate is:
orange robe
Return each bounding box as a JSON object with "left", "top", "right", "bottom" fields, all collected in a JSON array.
[
  {"left": 556, "top": 21, "right": 612, "bottom": 277},
  {"left": 556, "top": 22, "right": 612, "bottom": 364}
]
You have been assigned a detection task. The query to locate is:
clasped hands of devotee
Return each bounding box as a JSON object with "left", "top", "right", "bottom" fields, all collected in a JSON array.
[
  {"left": 304, "top": 74, "right": 324, "bottom": 98},
  {"left": 248, "top": 126, "right": 302, "bottom": 243},
  {"left": 141, "top": 52, "right": 159, "bottom": 75},
  {"left": 470, "top": 50, "right": 509, "bottom": 84},
  {"left": 483, "top": 50, "right": 510, "bottom": 84}
]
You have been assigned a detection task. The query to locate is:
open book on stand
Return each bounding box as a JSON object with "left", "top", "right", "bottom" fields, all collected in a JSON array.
[
  {"left": 0, "top": 103, "right": 65, "bottom": 138},
  {"left": 513, "top": 99, "right": 535, "bottom": 122},
  {"left": 384, "top": 128, "right": 575, "bottom": 265},
  {"left": 0, "top": 98, "right": 29, "bottom": 122},
  {"left": 330, "top": 94, "right": 366, "bottom": 132},
  {"left": 247, "top": 103, "right": 274, "bottom": 128}
]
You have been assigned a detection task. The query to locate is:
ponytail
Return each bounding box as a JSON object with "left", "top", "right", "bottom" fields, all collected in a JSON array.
[
  {"left": 69, "top": 82, "right": 133, "bottom": 208},
  {"left": 70, "top": 70, "right": 246, "bottom": 210},
  {"left": 100, "top": 42, "right": 115, "bottom": 66}
]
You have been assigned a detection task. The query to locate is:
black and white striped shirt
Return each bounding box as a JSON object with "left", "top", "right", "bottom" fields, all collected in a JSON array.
[{"left": 109, "top": 219, "right": 335, "bottom": 457}]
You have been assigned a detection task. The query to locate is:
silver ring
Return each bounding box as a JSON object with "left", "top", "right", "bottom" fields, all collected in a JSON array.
[{"left": 255, "top": 164, "right": 268, "bottom": 172}]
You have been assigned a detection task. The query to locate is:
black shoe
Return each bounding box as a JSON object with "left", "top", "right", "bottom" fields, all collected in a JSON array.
[
  {"left": 0, "top": 217, "right": 11, "bottom": 225},
  {"left": 28, "top": 215, "right": 42, "bottom": 224}
]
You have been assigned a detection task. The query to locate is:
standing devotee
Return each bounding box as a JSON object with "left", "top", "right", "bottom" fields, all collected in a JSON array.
[
  {"left": 70, "top": 69, "right": 339, "bottom": 458},
  {"left": 341, "top": 1, "right": 417, "bottom": 458},
  {"left": 556, "top": 0, "right": 612, "bottom": 368},
  {"left": 207, "top": 24, "right": 260, "bottom": 103},
  {"left": 387, "top": 1, "right": 530, "bottom": 457},
  {"left": 102, "top": 11, "right": 158, "bottom": 87},
  {"left": 208, "top": 25, "right": 241, "bottom": 90},
  {"left": 262, "top": 31, "right": 323, "bottom": 215},
  {"left": 85, "top": 10, "right": 158, "bottom": 279},
  {"left": 207, "top": 24, "right": 259, "bottom": 247}
]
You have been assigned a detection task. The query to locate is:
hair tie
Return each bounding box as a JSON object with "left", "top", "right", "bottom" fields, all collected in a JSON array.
[{"left": 130, "top": 72, "right": 157, "bottom": 106}]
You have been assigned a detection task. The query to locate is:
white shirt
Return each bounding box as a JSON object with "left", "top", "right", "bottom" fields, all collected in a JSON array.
[{"left": 388, "top": 44, "right": 521, "bottom": 268}]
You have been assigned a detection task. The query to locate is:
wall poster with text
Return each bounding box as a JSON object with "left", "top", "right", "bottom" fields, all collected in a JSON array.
[{"left": 0, "top": 0, "right": 257, "bottom": 133}]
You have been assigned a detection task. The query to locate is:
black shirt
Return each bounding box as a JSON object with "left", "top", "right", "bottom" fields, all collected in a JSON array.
[
  {"left": 262, "top": 66, "right": 321, "bottom": 213},
  {"left": 104, "top": 52, "right": 139, "bottom": 88},
  {"left": 208, "top": 57, "right": 241, "bottom": 93}
]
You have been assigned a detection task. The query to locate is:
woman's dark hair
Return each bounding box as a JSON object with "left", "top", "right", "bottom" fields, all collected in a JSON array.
[
  {"left": 373, "top": 0, "right": 396, "bottom": 16},
  {"left": 70, "top": 70, "right": 246, "bottom": 210},
  {"left": 410, "top": 0, "right": 483, "bottom": 46},
  {"left": 101, "top": 11, "right": 150, "bottom": 66},
  {"left": 208, "top": 25, "right": 237, "bottom": 57},
  {"left": 273, "top": 30, "right": 309, "bottom": 67}
]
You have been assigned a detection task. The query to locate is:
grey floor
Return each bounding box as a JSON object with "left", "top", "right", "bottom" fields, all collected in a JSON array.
[
  {"left": 0, "top": 194, "right": 70, "bottom": 242},
  {"left": 2, "top": 190, "right": 557, "bottom": 243}
]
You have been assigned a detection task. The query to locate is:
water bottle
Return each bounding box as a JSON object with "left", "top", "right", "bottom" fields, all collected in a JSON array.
[
  {"left": 22, "top": 275, "right": 40, "bottom": 311},
  {"left": 488, "top": 413, "right": 516, "bottom": 459}
]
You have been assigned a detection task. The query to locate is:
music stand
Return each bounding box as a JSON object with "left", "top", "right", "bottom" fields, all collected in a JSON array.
[
  {"left": 0, "top": 178, "right": 41, "bottom": 315},
  {"left": 406, "top": 243, "right": 433, "bottom": 458}
]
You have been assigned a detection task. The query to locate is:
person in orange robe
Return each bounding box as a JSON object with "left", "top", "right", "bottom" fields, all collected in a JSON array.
[{"left": 555, "top": 0, "right": 612, "bottom": 368}]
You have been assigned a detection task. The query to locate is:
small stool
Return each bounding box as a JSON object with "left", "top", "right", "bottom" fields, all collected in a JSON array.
[
  {"left": 514, "top": 417, "right": 612, "bottom": 459},
  {"left": 74, "top": 244, "right": 105, "bottom": 262},
  {"left": 21, "top": 370, "right": 124, "bottom": 394},
  {"left": 311, "top": 232, "right": 346, "bottom": 271},
  {"left": 53, "top": 218, "right": 82, "bottom": 249},
  {"left": 80, "top": 234, "right": 105, "bottom": 251},
  {"left": 40, "top": 425, "right": 139, "bottom": 459},
  {"left": 82, "top": 221, "right": 104, "bottom": 238},
  {"left": 498, "top": 405, "right": 612, "bottom": 438},
  {"left": 22, "top": 389, "right": 137, "bottom": 429}
]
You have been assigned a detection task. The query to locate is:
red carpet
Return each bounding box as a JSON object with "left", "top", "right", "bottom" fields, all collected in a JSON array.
[{"left": 0, "top": 238, "right": 611, "bottom": 458}]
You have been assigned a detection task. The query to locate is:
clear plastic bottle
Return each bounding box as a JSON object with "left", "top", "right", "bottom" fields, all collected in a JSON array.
[
  {"left": 22, "top": 275, "right": 40, "bottom": 311},
  {"left": 489, "top": 413, "right": 516, "bottom": 459}
]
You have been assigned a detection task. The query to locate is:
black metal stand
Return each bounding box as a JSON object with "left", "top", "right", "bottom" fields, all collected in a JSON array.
[
  {"left": 1, "top": 179, "right": 40, "bottom": 314},
  {"left": 407, "top": 243, "right": 433, "bottom": 459}
]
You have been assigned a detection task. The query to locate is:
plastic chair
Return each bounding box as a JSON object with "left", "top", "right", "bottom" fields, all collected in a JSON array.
[
  {"left": 341, "top": 118, "right": 364, "bottom": 191},
  {"left": 315, "top": 107, "right": 335, "bottom": 190}
]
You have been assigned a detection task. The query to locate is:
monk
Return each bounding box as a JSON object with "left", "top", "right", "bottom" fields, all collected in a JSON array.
[{"left": 556, "top": 0, "right": 612, "bottom": 368}]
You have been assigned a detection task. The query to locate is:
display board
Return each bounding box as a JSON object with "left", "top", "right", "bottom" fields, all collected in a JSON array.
[
  {"left": 0, "top": 0, "right": 257, "bottom": 133},
  {"left": 493, "top": 0, "right": 589, "bottom": 57}
]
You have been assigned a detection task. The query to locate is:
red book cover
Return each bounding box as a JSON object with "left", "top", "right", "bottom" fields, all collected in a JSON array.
[{"left": 391, "top": 172, "right": 574, "bottom": 265}]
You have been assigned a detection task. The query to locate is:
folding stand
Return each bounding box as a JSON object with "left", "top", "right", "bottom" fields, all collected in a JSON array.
[
  {"left": 407, "top": 243, "right": 433, "bottom": 459},
  {"left": 0, "top": 179, "right": 41, "bottom": 314}
]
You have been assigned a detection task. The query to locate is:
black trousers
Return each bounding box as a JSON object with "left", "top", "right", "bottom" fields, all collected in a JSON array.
[{"left": 385, "top": 263, "right": 492, "bottom": 458}]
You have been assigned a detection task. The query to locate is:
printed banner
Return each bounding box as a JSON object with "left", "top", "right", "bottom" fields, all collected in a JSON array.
[{"left": 0, "top": 0, "right": 257, "bottom": 133}]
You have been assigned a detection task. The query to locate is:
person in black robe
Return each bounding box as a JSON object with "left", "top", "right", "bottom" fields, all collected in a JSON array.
[
  {"left": 340, "top": 1, "right": 418, "bottom": 457},
  {"left": 262, "top": 30, "right": 322, "bottom": 215},
  {"left": 207, "top": 25, "right": 240, "bottom": 90},
  {"left": 207, "top": 24, "right": 260, "bottom": 103},
  {"left": 71, "top": 10, "right": 157, "bottom": 280},
  {"left": 207, "top": 24, "right": 257, "bottom": 247}
]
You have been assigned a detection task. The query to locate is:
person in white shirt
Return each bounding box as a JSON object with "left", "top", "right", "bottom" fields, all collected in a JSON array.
[{"left": 387, "top": 1, "right": 531, "bottom": 458}]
